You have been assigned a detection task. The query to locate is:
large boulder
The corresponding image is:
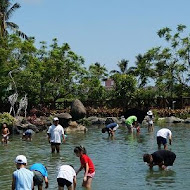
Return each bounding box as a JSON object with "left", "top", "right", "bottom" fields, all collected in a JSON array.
[{"left": 70, "top": 99, "right": 86, "bottom": 120}]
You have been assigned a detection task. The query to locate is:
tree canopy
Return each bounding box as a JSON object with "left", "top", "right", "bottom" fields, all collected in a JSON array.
[{"left": 0, "top": 1, "right": 189, "bottom": 110}]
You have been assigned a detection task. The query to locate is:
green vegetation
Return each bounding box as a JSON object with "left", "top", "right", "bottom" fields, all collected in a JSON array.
[
  {"left": 0, "top": 112, "right": 15, "bottom": 127},
  {"left": 0, "top": 1, "right": 189, "bottom": 111}
]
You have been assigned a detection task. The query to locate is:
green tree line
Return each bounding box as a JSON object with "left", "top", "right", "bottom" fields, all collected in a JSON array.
[{"left": 0, "top": 1, "right": 189, "bottom": 108}]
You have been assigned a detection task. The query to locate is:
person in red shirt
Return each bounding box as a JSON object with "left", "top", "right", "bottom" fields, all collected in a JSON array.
[{"left": 74, "top": 146, "right": 95, "bottom": 189}]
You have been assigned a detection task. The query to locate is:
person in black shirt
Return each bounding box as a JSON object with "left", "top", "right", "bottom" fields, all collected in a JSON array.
[{"left": 143, "top": 150, "right": 176, "bottom": 170}]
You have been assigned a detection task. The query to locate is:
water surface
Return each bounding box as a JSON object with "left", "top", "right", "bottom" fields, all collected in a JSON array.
[{"left": 0, "top": 123, "right": 190, "bottom": 190}]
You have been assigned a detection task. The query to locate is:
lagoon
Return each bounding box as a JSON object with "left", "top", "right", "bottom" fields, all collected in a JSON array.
[{"left": 1, "top": 123, "right": 190, "bottom": 190}]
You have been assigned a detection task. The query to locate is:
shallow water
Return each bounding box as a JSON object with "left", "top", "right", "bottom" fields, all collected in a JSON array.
[{"left": 1, "top": 123, "right": 190, "bottom": 190}]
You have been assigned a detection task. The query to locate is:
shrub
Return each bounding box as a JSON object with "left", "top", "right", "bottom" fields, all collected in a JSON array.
[{"left": 0, "top": 112, "right": 16, "bottom": 127}]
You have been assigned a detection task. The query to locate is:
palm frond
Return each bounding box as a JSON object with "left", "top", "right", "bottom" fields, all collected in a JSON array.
[
  {"left": 6, "top": 3, "right": 20, "bottom": 20},
  {"left": 16, "top": 30, "right": 28, "bottom": 40},
  {"left": 6, "top": 21, "right": 19, "bottom": 30},
  {"left": 110, "top": 70, "right": 120, "bottom": 74},
  {"left": 127, "top": 67, "right": 137, "bottom": 74},
  {"left": 117, "top": 59, "right": 129, "bottom": 73}
]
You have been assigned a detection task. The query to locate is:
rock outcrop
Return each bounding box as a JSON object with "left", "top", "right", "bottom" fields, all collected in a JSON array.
[
  {"left": 70, "top": 99, "right": 86, "bottom": 120},
  {"left": 65, "top": 121, "right": 87, "bottom": 133}
]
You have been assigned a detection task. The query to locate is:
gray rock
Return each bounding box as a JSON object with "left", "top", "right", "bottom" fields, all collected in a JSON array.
[
  {"left": 86, "top": 117, "right": 101, "bottom": 125},
  {"left": 184, "top": 118, "right": 190, "bottom": 123},
  {"left": 70, "top": 99, "right": 86, "bottom": 120},
  {"left": 111, "top": 117, "right": 121, "bottom": 124},
  {"left": 165, "top": 116, "right": 184, "bottom": 123},
  {"left": 18, "top": 123, "right": 39, "bottom": 132},
  {"left": 55, "top": 113, "right": 72, "bottom": 120},
  {"left": 65, "top": 123, "right": 88, "bottom": 133},
  {"left": 120, "top": 116, "right": 126, "bottom": 124},
  {"left": 54, "top": 113, "right": 72, "bottom": 128}
]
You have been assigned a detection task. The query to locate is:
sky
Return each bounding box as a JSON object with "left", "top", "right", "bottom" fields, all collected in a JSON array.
[{"left": 12, "top": 0, "right": 190, "bottom": 72}]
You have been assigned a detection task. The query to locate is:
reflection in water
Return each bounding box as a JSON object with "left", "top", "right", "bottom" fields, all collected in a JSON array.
[{"left": 146, "top": 169, "right": 176, "bottom": 187}]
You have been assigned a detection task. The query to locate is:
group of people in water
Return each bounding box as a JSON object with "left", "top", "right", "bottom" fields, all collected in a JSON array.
[
  {"left": 8, "top": 117, "right": 95, "bottom": 190},
  {"left": 2, "top": 111, "right": 176, "bottom": 190},
  {"left": 101, "top": 111, "right": 176, "bottom": 171},
  {"left": 12, "top": 146, "right": 94, "bottom": 190}
]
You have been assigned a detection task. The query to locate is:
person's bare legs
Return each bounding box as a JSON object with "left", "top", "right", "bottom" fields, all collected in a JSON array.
[
  {"left": 58, "top": 185, "right": 64, "bottom": 190},
  {"left": 51, "top": 144, "right": 56, "bottom": 153},
  {"left": 127, "top": 126, "right": 133, "bottom": 133},
  {"left": 148, "top": 124, "right": 153, "bottom": 132},
  {"left": 82, "top": 177, "right": 92, "bottom": 189},
  {"left": 164, "top": 144, "right": 168, "bottom": 150},
  {"left": 55, "top": 145, "right": 60, "bottom": 153},
  {"left": 2, "top": 137, "right": 7, "bottom": 145},
  {"left": 38, "top": 184, "right": 43, "bottom": 190},
  {"left": 67, "top": 185, "right": 73, "bottom": 190}
]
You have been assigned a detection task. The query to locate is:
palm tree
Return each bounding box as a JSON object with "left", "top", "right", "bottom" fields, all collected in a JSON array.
[
  {"left": 89, "top": 62, "right": 108, "bottom": 80},
  {"left": 110, "top": 59, "right": 136, "bottom": 75},
  {"left": 0, "top": 0, "right": 28, "bottom": 39}
]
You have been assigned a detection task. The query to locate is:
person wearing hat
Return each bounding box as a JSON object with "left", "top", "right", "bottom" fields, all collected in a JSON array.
[
  {"left": 47, "top": 117, "right": 66, "bottom": 153},
  {"left": 146, "top": 110, "right": 154, "bottom": 132},
  {"left": 12, "top": 155, "right": 34, "bottom": 190}
]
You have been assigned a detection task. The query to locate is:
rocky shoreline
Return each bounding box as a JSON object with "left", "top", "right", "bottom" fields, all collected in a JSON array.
[
  {"left": 12, "top": 114, "right": 190, "bottom": 135},
  {"left": 3, "top": 99, "right": 190, "bottom": 134}
]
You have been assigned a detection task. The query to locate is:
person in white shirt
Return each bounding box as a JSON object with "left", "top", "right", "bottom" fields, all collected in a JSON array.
[
  {"left": 146, "top": 110, "right": 154, "bottom": 132},
  {"left": 156, "top": 128, "right": 172, "bottom": 150},
  {"left": 57, "top": 165, "right": 76, "bottom": 190},
  {"left": 47, "top": 117, "right": 65, "bottom": 153}
]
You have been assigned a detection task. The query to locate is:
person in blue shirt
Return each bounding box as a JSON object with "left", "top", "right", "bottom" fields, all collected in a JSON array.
[
  {"left": 12, "top": 155, "right": 34, "bottom": 190},
  {"left": 30, "top": 163, "right": 49, "bottom": 190},
  {"left": 102, "top": 122, "right": 119, "bottom": 137},
  {"left": 22, "top": 129, "right": 34, "bottom": 141}
]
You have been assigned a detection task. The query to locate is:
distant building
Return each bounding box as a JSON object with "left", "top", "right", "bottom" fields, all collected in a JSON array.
[{"left": 104, "top": 78, "right": 114, "bottom": 90}]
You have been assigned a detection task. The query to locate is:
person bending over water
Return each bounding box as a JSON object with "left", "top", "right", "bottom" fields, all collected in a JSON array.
[
  {"left": 57, "top": 165, "right": 76, "bottom": 190},
  {"left": 30, "top": 163, "right": 49, "bottom": 190},
  {"left": 1, "top": 123, "right": 10, "bottom": 144},
  {"left": 74, "top": 146, "right": 95, "bottom": 189},
  {"left": 102, "top": 122, "right": 119, "bottom": 137},
  {"left": 157, "top": 128, "right": 172, "bottom": 150},
  {"left": 143, "top": 150, "right": 176, "bottom": 170},
  {"left": 22, "top": 129, "right": 34, "bottom": 141},
  {"left": 125, "top": 116, "right": 140, "bottom": 133}
]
